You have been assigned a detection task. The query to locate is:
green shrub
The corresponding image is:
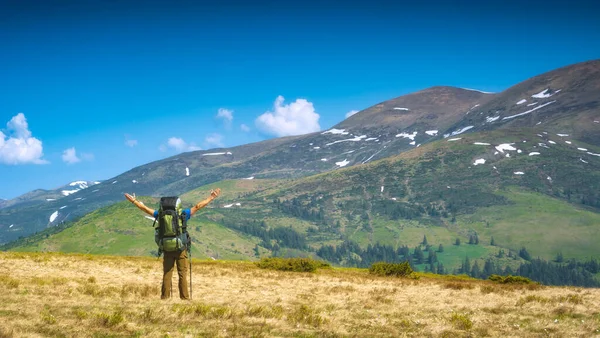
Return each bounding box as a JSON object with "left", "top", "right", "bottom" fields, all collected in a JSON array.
[
  {"left": 488, "top": 274, "right": 536, "bottom": 284},
  {"left": 369, "top": 261, "right": 414, "bottom": 277},
  {"left": 450, "top": 312, "right": 473, "bottom": 330},
  {"left": 255, "top": 257, "right": 330, "bottom": 272}
]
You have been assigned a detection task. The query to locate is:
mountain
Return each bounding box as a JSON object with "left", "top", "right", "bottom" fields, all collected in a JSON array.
[
  {"left": 0, "top": 88, "right": 484, "bottom": 244},
  {"left": 2, "top": 59, "right": 600, "bottom": 281},
  {"left": 338, "top": 85, "right": 494, "bottom": 132},
  {"left": 0, "top": 180, "right": 101, "bottom": 210},
  {"left": 444, "top": 59, "right": 600, "bottom": 147},
  {"left": 8, "top": 129, "right": 600, "bottom": 283}
]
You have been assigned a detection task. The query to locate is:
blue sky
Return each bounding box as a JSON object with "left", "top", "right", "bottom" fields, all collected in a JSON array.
[{"left": 1, "top": 0, "right": 599, "bottom": 199}]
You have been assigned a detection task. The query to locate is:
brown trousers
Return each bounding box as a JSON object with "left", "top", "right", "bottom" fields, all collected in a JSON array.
[{"left": 162, "top": 249, "right": 190, "bottom": 300}]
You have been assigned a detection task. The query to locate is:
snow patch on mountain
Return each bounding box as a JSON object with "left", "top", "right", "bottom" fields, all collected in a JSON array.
[
  {"left": 502, "top": 101, "right": 556, "bottom": 120},
  {"left": 516, "top": 99, "right": 527, "bottom": 105},
  {"left": 448, "top": 138, "right": 462, "bottom": 142},
  {"left": 49, "top": 211, "right": 58, "bottom": 223},
  {"left": 532, "top": 88, "right": 561, "bottom": 98},
  {"left": 395, "top": 132, "right": 418, "bottom": 140},
  {"left": 202, "top": 152, "right": 232, "bottom": 156},
  {"left": 495, "top": 144, "right": 517, "bottom": 153},
  {"left": 514, "top": 172, "right": 525, "bottom": 175},
  {"left": 444, "top": 126, "right": 474, "bottom": 138},
  {"left": 335, "top": 159, "right": 350, "bottom": 167},
  {"left": 529, "top": 152, "right": 541, "bottom": 156},
  {"left": 527, "top": 102, "right": 539, "bottom": 107},
  {"left": 60, "top": 180, "right": 97, "bottom": 196},
  {"left": 326, "top": 135, "right": 367, "bottom": 146},
  {"left": 322, "top": 128, "right": 349, "bottom": 135},
  {"left": 69, "top": 181, "right": 87, "bottom": 187},
  {"left": 425, "top": 130, "right": 438, "bottom": 136},
  {"left": 185, "top": 167, "right": 190, "bottom": 176},
  {"left": 486, "top": 116, "right": 500, "bottom": 123},
  {"left": 473, "top": 142, "right": 490, "bottom": 146},
  {"left": 473, "top": 159, "right": 486, "bottom": 165},
  {"left": 223, "top": 203, "right": 242, "bottom": 208},
  {"left": 393, "top": 107, "right": 410, "bottom": 111}
]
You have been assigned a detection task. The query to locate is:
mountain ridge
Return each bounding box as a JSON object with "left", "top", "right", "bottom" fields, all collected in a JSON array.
[{"left": 1, "top": 59, "right": 599, "bottom": 247}]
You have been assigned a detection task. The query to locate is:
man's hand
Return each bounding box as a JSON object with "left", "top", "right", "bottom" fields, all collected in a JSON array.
[
  {"left": 190, "top": 188, "right": 222, "bottom": 215},
  {"left": 210, "top": 188, "right": 221, "bottom": 199},
  {"left": 124, "top": 193, "right": 154, "bottom": 216},
  {"left": 125, "top": 193, "right": 136, "bottom": 203}
]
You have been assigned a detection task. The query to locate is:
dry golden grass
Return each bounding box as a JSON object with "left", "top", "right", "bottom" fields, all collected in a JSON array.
[{"left": 1, "top": 251, "right": 600, "bottom": 337}]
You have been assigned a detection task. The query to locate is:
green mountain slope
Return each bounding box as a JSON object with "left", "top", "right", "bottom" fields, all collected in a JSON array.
[
  {"left": 3, "top": 60, "right": 598, "bottom": 247},
  {"left": 9, "top": 128, "right": 599, "bottom": 280}
]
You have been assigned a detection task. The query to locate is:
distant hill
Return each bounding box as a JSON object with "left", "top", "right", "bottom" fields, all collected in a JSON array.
[
  {"left": 445, "top": 59, "right": 600, "bottom": 147},
  {"left": 8, "top": 128, "right": 600, "bottom": 285},
  {"left": 2, "top": 60, "right": 600, "bottom": 283}
]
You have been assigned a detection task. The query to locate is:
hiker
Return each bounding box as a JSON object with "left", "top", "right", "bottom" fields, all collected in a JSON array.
[{"left": 124, "top": 188, "right": 221, "bottom": 299}]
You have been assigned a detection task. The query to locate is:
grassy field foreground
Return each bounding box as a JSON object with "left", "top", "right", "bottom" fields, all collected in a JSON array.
[{"left": 1, "top": 252, "right": 600, "bottom": 337}]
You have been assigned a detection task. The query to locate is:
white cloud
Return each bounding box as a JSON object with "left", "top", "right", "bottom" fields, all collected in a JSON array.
[
  {"left": 205, "top": 133, "right": 225, "bottom": 148},
  {"left": 240, "top": 124, "right": 250, "bottom": 132},
  {"left": 125, "top": 139, "right": 138, "bottom": 147},
  {"left": 216, "top": 108, "right": 233, "bottom": 129},
  {"left": 163, "top": 137, "right": 201, "bottom": 153},
  {"left": 0, "top": 113, "right": 48, "bottom": 165},
  {"left": 62, "top": 147, "right": 94, "bottom": 164},
  {"left": 345, "top": 110, "right": 359, "bottom": 118},
  {"left": 255, "top": 95, "right": 320, "bottom": 137},
  {"left": 62, "top": 147, "right": 80, "bottom": 164},
  {"left": 216, "top": 108, "right": 233, "bottom": 122}
]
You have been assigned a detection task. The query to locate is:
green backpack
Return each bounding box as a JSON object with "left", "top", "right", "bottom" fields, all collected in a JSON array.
[{"left": 154, "top": 196, "right": 189, "bottom": 254}]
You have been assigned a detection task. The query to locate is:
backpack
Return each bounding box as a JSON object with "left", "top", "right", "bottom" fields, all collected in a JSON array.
[{"left": 154, "top": 196, "right": 189, "bottom": 253}]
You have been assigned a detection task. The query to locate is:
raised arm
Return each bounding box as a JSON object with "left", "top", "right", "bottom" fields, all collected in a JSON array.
[
  {"left": 124, "top": 193, "right": 156, "bottom": 216},
  {"left": 190, "top": 188, "right": 221, "bottom": 215}
]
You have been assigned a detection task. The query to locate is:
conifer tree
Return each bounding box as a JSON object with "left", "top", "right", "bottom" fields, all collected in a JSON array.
[
  {"left": 462, "top": 256, "right": 471, "bottom": 274},
  {"left": 470, "top": 261, "right": 481, "bottom": 278}
]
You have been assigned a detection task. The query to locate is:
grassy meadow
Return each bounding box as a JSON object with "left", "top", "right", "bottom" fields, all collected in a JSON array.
[{"left": 1, "top": 251, "right": 600, "bottom": 337}]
